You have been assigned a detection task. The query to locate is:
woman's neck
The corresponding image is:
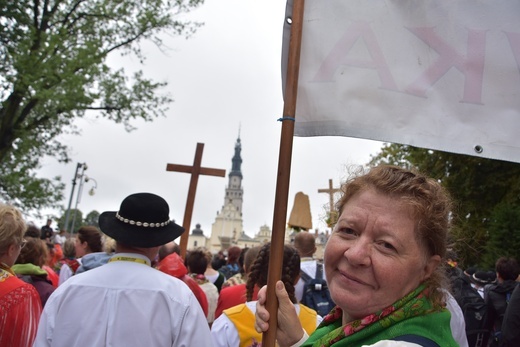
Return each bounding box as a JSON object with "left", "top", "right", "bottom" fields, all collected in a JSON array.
[
  {"left": 0, "top": 255, "right": 13, "bottom": 268},
  {"left": 342, "top": 311, "right": 355, "bottom": 325},
  {"left": 205, "top": 267, "right": 218, "bottom": 275},
  {"left": 0, "top": 261, "right": 14, "bottom": 274}
]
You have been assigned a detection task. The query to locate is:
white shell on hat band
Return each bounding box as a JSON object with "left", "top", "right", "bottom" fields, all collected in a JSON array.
[{"left": 115, "top": 212, "right": 171, "bottom": 228}]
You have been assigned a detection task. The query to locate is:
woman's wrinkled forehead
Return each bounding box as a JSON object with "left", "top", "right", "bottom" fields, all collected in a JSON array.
[{"left": 341, "top": 188, "right": 433, "bottom": 248}]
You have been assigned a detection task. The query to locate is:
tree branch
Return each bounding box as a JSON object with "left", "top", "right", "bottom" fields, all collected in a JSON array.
[
  {"left": 62, "top": 0, "right": 88, "bottom": 26},
  {"left": 15, "top": 98, "right": 40, "bottom": 131},
  {"left": 40, "top": 0, "right": 53, "bottom": 32},
  {"left": 84, "top": 106, "right": 123, "bottom": 111},
  {"left": 65, "top": 11, "right": 117, "bottom": 32},
  {"left": 104, "top": 31, "right": 147, "bottom": 55},
  {"left": 33, "top": 0, "right": 40, "bottom": 29}
]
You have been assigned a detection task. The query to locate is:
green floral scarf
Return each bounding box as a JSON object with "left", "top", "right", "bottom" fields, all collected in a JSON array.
[{"left": 304, "top": 284, "right": 454, "bottom": 347}]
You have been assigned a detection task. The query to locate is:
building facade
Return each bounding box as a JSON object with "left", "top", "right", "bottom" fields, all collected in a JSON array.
[
  {"left": 207, "top": 136, "right": 245, "bottom": 252},
  {"left": 187, "top": 135, "right": 332, "bottom": 255},
  {"left": 187, "top": 223, "right": 208, "bottom": 249}
]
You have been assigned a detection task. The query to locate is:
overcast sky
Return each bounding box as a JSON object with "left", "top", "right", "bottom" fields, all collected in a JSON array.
[{"left": 35, "top": 0, "right": 383, "bottom": 237}]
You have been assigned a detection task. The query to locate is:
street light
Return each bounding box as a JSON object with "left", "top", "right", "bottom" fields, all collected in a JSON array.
[
  {"left": 70, "top": 173, "right": 98, "bottom": 234},
  {"left": 85, "top": 176, "right": 98, "bottom": 196},
  {"left": 64, "top": 163, "right": 87, "bottom": 233},
  {"left": 63, "top": 163, "right": 99, "bottom": 234}
]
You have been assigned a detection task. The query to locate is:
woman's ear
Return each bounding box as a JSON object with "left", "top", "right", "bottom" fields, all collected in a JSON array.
[
  {"left": 3, "top": 242, "right": 20, "bottom": 266},
  {"left": 422, "top": 254, "right": 441, "bottom": 281},
  {"left": 8, "top": 242, "right": 18, "bottom": 257},
  {"left": 81, "top": 241, "right": 89, "bottom": 251}
]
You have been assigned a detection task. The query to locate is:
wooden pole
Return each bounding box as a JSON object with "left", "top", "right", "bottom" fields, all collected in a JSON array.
[
  {"left": 166, "top": 143, "right": 226, "bottom": 258},
  {"left": 262, "top": 1, "right": 305, "bottom": 346}
]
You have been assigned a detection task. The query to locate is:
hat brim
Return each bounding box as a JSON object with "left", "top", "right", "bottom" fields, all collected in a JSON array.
[{"left": 98, "top": 211, "right": 185, "bottom": 248}]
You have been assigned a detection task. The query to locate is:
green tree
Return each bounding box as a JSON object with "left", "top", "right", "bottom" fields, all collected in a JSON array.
[
  {"left": 370, "top": 143, "right": 520, "bottom": 267},
  {"left": 58, "top": 208, "right": 84, "bottom": 233},
  {"left": 84, "top": 210, "right": 100, "bottom": 228},
  {"left": 0, "top": 0, "right": 203, "bottom": 213},
  {"left": 483, "top": 203, "right": 520, "bottom": 268}
]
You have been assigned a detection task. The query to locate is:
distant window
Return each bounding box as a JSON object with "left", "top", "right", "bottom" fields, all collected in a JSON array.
[{"left": 194, "top": 241, "right": 198, "bottom": 247}]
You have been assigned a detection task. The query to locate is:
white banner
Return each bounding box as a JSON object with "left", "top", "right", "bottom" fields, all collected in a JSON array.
[{"left": 283, "top": 0, "right": 520, "bottom": 163}]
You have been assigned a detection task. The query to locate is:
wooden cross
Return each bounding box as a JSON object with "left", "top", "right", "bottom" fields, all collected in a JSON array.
[
  {"left": 318, "top": 179, "right": 341, "bottom": 225},
  {"left": 166, "top": 143, "right": 226, "bottom": 258}
]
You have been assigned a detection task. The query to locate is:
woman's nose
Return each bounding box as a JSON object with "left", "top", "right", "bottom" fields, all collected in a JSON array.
[{"left": 344, "top": 238, "right": 371, "bottom": 266}]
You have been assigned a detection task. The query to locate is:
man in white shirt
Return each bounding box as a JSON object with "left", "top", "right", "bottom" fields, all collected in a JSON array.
[{"left": 34, "top": 192, "right": 212, "bottom": 347}]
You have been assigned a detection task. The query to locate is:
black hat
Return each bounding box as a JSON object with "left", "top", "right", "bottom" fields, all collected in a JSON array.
[
  {"left": 464, "top": 267, "right": 477, "bottom": 277},
  {"left": 472, "top": 270, "right": 496, "bottom": 286},
  {"left": 98, "top": 193, "right": 185, "bottom": 248}
]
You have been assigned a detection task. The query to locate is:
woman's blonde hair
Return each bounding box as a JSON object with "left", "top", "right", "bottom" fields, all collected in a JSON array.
[
  {"left": 62, "top": 238, "right": 76, "bottom": 258},
  {"left": 103, "top": 236, "right": 116, "bottom": 254},
  {"left": 0, "top": 204, "right": 27, "bottom": 254}
]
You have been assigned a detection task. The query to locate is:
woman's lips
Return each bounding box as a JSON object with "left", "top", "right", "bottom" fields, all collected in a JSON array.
[{"left": 339, "top": 269, "right": 372, "bottom": 288}]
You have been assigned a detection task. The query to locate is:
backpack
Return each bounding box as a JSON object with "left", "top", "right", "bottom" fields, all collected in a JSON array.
[
  {"left": 451, "top": 274, "right": 491, "bottom": 347},
  {"left": 487, "top": 282, "right": 518, "bottom": 347},
  {"left": 299, "top": 262, "right": 335, "bottom": 317},
  {"left": 218, "top": 263, "right": 240, "bottom": 280}
]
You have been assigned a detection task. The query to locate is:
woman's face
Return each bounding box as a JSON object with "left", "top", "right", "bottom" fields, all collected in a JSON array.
[
  {"left": 324, "top": 189, "right": 440, "bottom": 321},
  {"left": 74, "top": 238, "right": 87, "bottom": 258}
]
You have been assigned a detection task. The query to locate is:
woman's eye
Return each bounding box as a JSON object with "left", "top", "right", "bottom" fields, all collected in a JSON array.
[
  {"left": 338, "top": 227, "right": 356, "bottom": 235},
  {"left": 379, "top": 241, "right": 396, "bottom": 251}
]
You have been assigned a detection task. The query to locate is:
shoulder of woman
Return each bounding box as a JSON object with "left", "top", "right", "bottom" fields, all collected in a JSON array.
[{"left": 211, "top": 312, "right": 240, "bottom": 347}]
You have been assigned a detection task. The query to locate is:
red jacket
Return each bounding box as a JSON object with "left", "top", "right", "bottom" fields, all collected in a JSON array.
[{"left": 0, "top": 267, "right": 42, "bottom": 347}]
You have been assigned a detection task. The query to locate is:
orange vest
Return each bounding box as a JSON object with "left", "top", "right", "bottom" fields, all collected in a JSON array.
[{"left": 223, "top": 303, "right": 317, "bottom": 347}]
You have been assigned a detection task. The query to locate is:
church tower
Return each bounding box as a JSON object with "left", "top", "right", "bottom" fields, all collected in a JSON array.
[
  {"left": 208, "top": 135, "right": 244, "bottom": 252},
  {"left": 225, "top": 136, "right": 243, "bottom": 214}
]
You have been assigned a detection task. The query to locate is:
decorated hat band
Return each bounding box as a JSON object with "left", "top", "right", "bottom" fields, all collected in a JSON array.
[{"left": 115, "top": 212, "right": 171, "bottom": 228}]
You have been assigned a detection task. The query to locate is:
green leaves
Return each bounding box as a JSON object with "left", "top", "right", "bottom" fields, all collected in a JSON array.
[
  {"left": 0, "top": 0, "right": 204, "bottom": 214},
  {"left": 484, "top": 204, "right": 520, "bottom": 267}
]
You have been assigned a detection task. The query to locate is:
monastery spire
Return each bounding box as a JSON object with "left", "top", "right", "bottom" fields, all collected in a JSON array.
[{"left": 230, "top": 133, "right": 242, "bottom": 179}]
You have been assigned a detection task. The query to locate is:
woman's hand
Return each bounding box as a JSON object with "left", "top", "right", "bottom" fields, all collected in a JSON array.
[{"left": 255, "top": 280, "right": 305, "bottom": 347}]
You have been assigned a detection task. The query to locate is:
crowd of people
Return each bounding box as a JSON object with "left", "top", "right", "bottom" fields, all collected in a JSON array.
[
  {"left": 1, "top": 164, "right": 519, "bottom": 346},
  {"left": 447, "top": 253, "right": 520, "bottom": 346}
]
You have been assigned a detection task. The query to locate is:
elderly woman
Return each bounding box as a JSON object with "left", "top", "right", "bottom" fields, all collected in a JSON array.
[
  {"left": 255, "top": 165, "right": 458, "bottom": 347},
  {"left": 0, "top": 204, "right": 42, "bottom": 347}
]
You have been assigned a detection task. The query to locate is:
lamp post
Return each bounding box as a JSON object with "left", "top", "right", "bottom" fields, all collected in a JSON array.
[
  {"left": 64, "top": 163, "right": 87, "bottom": 233},
  {"left": 70, "top": 173, "right": 98, "bottom": 234},
  {"left": 85, "top": 176, "right": 98, "bottom": 196}
]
